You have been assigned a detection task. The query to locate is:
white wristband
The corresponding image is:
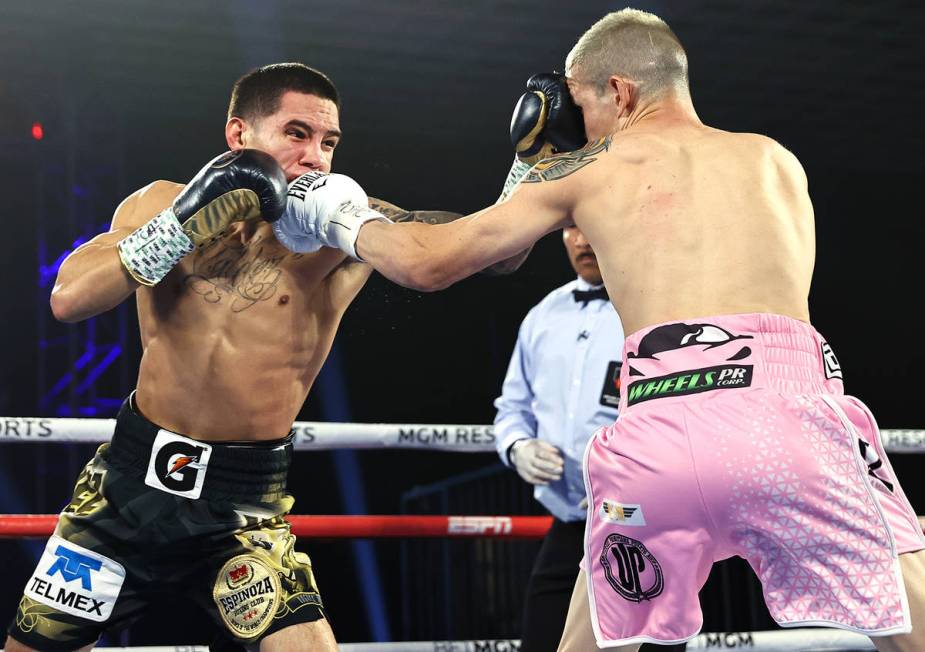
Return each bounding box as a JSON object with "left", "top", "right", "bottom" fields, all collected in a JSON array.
[
  {"left": 323, "top": 201, "right": 391, "bottom": 260},
  {"left": 117, "top": 208, "right": 194, "bottom": 286},
  {"left": 498, "top": 157, "right": 534, "bottom": 203}
]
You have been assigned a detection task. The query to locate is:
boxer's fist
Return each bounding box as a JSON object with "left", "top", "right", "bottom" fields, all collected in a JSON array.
[
  {"left": 510, "top": 439, "right": 564, "bottom": 485},
  {"left": 510, "top": 72, "right": 587, "bottom": 166},
  {"left": 117, "top": 149, "right": 287, "bottom": 286},
  {"left": 175, "top": 149, "right": 288, "bottom": 246},
  {"left": 274, "top": 172, "right": 390, "bottom": 259}
]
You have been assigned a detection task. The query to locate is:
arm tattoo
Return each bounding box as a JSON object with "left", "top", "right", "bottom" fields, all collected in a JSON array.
[
  {"left": 522, "top": 136, "right": 612, "bottom": 183},
  {"left": 368, "top": 197, "right": 462, "bottom": 225}
]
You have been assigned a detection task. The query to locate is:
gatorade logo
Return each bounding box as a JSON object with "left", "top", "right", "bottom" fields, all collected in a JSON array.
[
  {"left": 626, "top": 364, "right": 753, "bottom": 406},
  {"left": 144, "top": 430, "right": 213, "bottom": 499}
]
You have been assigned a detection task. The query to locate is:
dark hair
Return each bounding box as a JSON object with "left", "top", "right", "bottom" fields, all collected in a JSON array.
[{"left": 227, "top": 63, "right": 340, "bottom": 122}]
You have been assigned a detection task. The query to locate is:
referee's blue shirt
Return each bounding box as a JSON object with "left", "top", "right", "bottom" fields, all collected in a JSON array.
[{"left": 494, "top": 277, "right": 625, "bottom": 522}]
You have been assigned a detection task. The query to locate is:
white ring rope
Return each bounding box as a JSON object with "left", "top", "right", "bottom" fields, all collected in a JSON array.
[
  {"left": 0, "top": 628, "right": 879, "bottom": 651},
  {"left": 1, "top": 417, "right": 923, "bottom": 453}
]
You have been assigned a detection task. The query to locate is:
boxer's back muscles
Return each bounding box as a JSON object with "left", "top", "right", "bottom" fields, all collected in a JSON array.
[{"left": 551, "top": 124, "right": 816, "bottom": 335}]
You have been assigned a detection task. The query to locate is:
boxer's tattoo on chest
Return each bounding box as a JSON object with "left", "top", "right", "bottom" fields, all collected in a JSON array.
[
  {"left": 523, "top": 135, "right": 612, "bottom": 183},
  {"left": 367, "top": 198, "right": 462, "bottom": 225},
  {"left": 181, "top": 235, "right": 289, "bottom": 312}
]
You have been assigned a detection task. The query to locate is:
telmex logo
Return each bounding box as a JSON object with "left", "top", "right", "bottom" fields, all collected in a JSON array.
[
  {"left": 447, "top": 517, "right": 512, "bottom": 535},
  {"left": 46, "top": 546, "right": 102, "bottom": 590}
]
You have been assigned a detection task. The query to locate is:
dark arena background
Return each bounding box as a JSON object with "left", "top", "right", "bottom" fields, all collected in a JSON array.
[{"left": 1, "top": 1, "right": 924, "bottom": 650}]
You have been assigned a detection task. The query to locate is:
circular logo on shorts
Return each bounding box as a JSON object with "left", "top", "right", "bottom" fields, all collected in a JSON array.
[
  {"left": 213, "top": 554, "right": 281, "bottom": 640},
  {"left": 600, "top": 533, "right": 664, "bottom": 602}
]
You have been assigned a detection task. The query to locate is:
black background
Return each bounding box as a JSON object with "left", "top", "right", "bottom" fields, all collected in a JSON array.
[{"left": 1, "top": 0, "right": 924, "bottom": 645}]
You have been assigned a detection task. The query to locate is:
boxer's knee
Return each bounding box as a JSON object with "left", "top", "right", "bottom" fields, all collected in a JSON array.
[
  {"left": 259, "top": 618, "right": 337, "bottom": 652},
  {"left": 3, "top": 635, "right": 94, "bottom": 652}
]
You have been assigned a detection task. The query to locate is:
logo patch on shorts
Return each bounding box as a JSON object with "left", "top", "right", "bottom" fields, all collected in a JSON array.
[
  {"left": 600, "top": 533, "right": 664, "bottom": 603},
  {"left": 213, "top": 554, "right": 281, "bottom": 640},
  {"left": 599, "top": 500, "right": 646, "bottom": 526},
  {"left": 144, "top": 430, "right": 212, "bottom": 499},
  {"left": 599, "top": 361, "right": 622, "bottom": 408},
  {"left": 24, "top": 535, "right": 125, "bottom": 622},
  {"left": 626, "top": 364, "right": 752, "bottom": 406},
  {"left": 821, "top": 341, "right": 843, "bottom": 379}
]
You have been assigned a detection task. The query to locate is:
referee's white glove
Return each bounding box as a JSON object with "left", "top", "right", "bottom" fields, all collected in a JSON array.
[{"left": 510, "top": 439, "right": 564, "bottom": 485}]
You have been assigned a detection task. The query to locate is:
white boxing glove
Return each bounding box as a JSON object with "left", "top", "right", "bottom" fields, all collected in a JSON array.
[{"left": 273, "top": 172, "right": 391, "bottom": 259}]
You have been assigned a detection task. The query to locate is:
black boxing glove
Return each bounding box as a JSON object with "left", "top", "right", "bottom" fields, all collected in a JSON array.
[
  {"left": 510, "top": 72, "right": 587, "bottom": 166},
  {"left": 117, "top": 149, "right": 287, "bottom": 286}
]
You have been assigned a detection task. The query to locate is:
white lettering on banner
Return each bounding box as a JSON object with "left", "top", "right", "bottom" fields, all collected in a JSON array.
[
  {"left": 397, "top": 427, "right": 495, "bottom": 446},
  {"left": 447, "top": 517, "right": 513, "bottom": 535},
  {"left": 881, "top": 430, "right": 925, "bottom": 450}
]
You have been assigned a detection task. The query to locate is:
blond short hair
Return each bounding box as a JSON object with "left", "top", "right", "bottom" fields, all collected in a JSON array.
[{"left": 566, "top": 8, "right": 689, "bottom": 99}]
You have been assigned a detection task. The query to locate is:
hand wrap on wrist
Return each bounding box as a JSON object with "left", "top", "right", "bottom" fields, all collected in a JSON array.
[{"left": 117, "top": 208, "right": 194, "bottom": 286}]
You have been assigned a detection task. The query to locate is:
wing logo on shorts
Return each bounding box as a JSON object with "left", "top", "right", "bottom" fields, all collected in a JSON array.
[
  {"left": 599, "top": 500, "right": 646, "bottom": 526},
  {"left": 600, "top": 533, "right": 664, "bottom": 603}
]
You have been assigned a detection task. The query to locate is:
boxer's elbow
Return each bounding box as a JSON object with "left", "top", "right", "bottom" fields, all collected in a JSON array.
[
  {"left": 400, "top": 248, "right": 459, "bottom": 292},
  {"left": 401, "top": 260, "right": 453, "bottom": 292},
  {"left": 50, "top": 286, "right": 83, "bottom": 323},
  {"left": 50, "top": 281, "right": 107, "bottom": 323}
]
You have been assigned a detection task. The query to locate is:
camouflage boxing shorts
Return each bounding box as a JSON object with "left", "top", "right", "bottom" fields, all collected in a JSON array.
[{"left": 7, "top": 393, "right": 325, "bottom": 650}]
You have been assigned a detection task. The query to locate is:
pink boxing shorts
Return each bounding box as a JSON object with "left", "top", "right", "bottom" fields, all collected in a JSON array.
[{"left": 582, "top": 313, "right": 925, "bottom": 647}]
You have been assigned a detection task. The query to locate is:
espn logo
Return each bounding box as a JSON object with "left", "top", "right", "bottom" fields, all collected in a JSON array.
[{"left": 447, "top": 516, "right": 513, "bottom": 535}]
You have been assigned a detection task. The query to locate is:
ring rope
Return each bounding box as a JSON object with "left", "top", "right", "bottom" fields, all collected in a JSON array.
[
  {"left": 0, "top": 514, "right": 552, "bottom": 539},
  {"left": 0, "top": 627, "right": 879, "bottom": 650},
  {"left": 1, "top": 417, "right": 923, "bottom": 453}
]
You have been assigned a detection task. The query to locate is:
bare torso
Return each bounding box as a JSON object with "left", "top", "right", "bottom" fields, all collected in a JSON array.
[
  {"left": 566, "top": 124, "right": 814, "bottom": 335},
  {"left": 132, "top": 182, "right": 370, "bottom": 440}
]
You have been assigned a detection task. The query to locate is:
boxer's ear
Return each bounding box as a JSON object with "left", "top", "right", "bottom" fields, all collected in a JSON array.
[
  {"left": 225, "top": 117, "right": 247, "bottom": 150},
  {"left": 610, "top": 75, "right": 637, "bottom": 116}
]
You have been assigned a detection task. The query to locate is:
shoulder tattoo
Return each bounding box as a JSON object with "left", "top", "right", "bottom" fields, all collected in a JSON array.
[{"left": 523, "top": 135, "right": 612, "bottom": 183}]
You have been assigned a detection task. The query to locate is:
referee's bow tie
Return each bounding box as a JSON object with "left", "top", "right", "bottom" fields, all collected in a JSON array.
[{"left": 572, "top": 287, "right": 609, "bottom": 305}]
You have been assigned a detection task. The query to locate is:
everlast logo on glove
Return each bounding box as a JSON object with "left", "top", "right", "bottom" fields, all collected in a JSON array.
[{"left": 144, "top": 430, "right": 213, "bottom": 499}]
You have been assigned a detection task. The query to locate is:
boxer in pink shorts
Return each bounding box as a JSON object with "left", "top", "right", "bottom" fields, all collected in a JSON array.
[
  {"left": 582, "top": 314, "right": 925, "bottom": 646},
  {"left": 283, "top": 6, "right": 925, "bottom": 650}
]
